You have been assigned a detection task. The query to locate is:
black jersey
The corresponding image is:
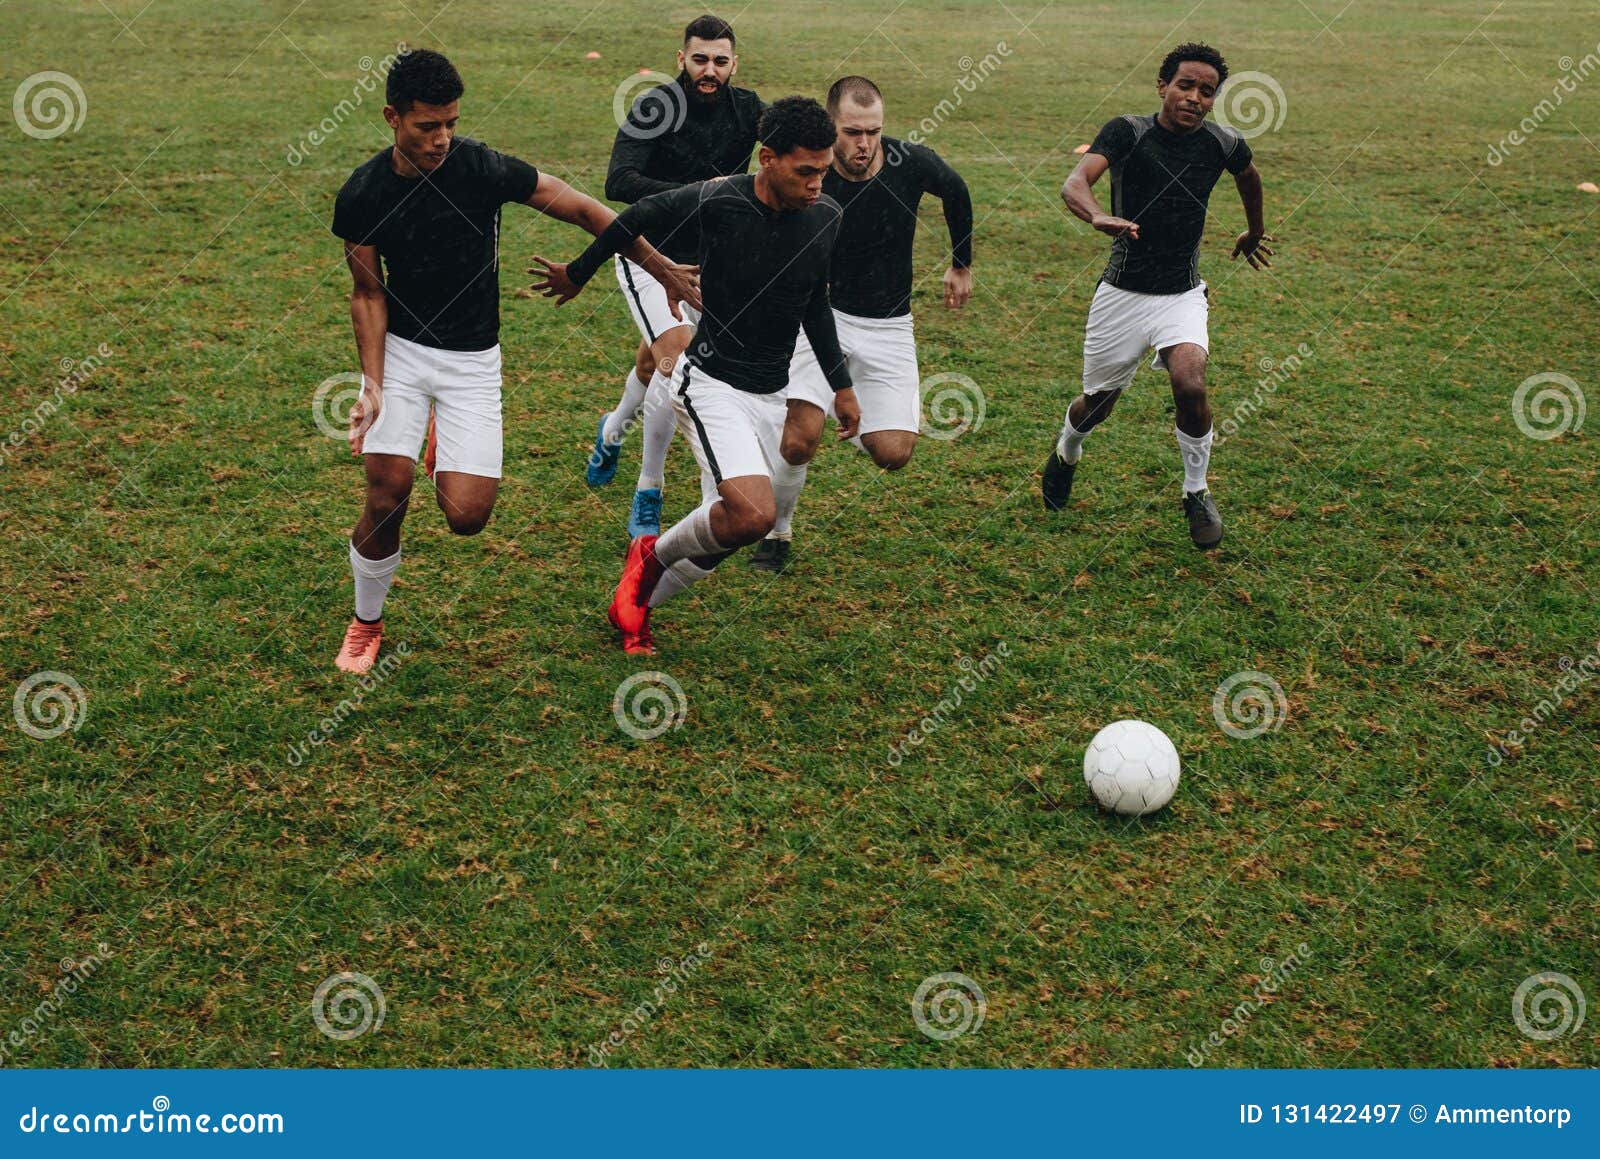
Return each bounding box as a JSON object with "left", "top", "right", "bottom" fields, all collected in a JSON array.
[
  {"left": 332, "top": 137, "right": 540, "bottom": 351},
  {"left": 604, "top": 75, "right": 765, "bottom": 264},
  {"left": 567, "top": 175, "right": 850, "bottom": 396},
  {"left": 822, "top": 138, "right": 973, "bottom": 318},
  {"left": 1088, "top": 113, "right": 1253, "bottom": 295}
]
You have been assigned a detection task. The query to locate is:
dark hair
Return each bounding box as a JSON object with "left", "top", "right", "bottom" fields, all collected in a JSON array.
[
  {"left": 826, "top": 75, "right": 882, "bottom": 114},
  {"left": 759, "top": 96, "right": 837, "bottom": 155},
  {"left": 683, "top": 14, "right": 736, "bottom": 48},
  {"left": 386, "top": 48, "right": 463, "bottom": 112},
  {"left": 1158, "top": 42, "right": 1228, "bottom": 86}
]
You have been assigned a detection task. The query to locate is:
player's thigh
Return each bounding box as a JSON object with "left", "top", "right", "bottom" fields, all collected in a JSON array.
[
  {"left": 781, "top": 399, "right": 827, "bottom": 463},
  {"left": 651, "top": 325, "right": 694, "bottom": 378},
  {"left": 1082, "top": 282, "right": 1152, "bottom": 396},
  {"left": 784, "top": 328, "right": 835, "bottom": 425},
  {"left": 847, "top": 314, "right": 921, "bottom": 439},
  {"left": 675, "top": 366, "right": 773, "bottom": 510},
  {"left": 433, "top": 471, "right": 500, "bottom": 531},
  {"left": 861, "top": 429, "right": 917, "bottom": 469},
  {"left": 361, "top": 335, "right": 433, "bottom": 462},
  {"left": 1149, "top": 284, "right": 1210, "bottom": 387},
  {"left": 428, "top": 344, "right": 504, "bottom": 481},
  {"left": 616, "top": 255, "right": 697, "bottom": 353},
  {"left": 715, "top": 473, "right": 776, "bottom": 525}
]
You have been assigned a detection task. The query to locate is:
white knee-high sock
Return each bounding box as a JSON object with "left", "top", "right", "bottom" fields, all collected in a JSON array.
[
  {"left": 653, "top": 500, "right": 725, "bottom": 568},
  {"left": 769, "top": 457, "right": 807, "bottom": 540},
  {"left": 1056, "top": 411, "right": 1091, "bottom": 464},
  {"left": 649, "top": 558, "right": 715, "bottom": 608},
  {"left": 1176, "top": 426, "right": 1213, "bottom": 493},
  {"left": 603, "top": 368, "right": 648, "bottom": 445},
  {"left": 350, "top": 541, "right": 401, "bottom": 622},
  {"left": 636, "top": 370, "right": 675, "bottom": 490}
]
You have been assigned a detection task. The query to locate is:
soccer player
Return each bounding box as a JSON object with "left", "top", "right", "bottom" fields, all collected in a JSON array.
[
  {"left": 584, "top": 14, "right": 766, "bottom": 541},
  {"left": 751, "top": 75, "right": 974, "bottom": 574},
  {"left": 1042, "top": 42, "right": 1272, "bottom": 549},
  {"left": 533, "top": 97, "right": 862, "bottom": 654},
  {"left": 331, "top": 48, "right": 694, "bottom": 673}
]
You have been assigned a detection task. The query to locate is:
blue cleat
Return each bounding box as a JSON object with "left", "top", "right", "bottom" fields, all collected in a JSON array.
[
  {"left": 627, "top": 487, "right": 663, "bottom": 538},
  {"left": 586, "top": 415, "right": 622, "bottom": 487}
]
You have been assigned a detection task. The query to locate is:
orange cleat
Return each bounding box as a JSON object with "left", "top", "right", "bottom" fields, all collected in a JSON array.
[
  {"left": 609, "top": 534, "right": 659, "bottom": 639},
  {"left": 423, "top": 412, "right": 438, "bottom": 479},
  {"left": 335, "top": 617, "right": 383, "bottom": 673}
]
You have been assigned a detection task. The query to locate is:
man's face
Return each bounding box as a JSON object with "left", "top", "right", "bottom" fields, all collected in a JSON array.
[
  {"left": 1156, "top": 60, "right": 1219, "bottom": 130},
  {"left": 677, "top": 36, "right": 736, "bottom": 103},
  {"left": 760, "top": 144, "right": 833, "bottom": 210},
  {"left": 832, "top": 96, "right": 884, "bottom": 176},
  {"left": 384, "top": 100, "right": 459, "bottom": 172}
]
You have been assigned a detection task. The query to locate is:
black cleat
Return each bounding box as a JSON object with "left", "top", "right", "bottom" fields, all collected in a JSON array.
[
  {"left": 749, "top": 537, "right": 792, "bottom": 574},
  {"left": 1183, "top": 489, "right": 1224, "bottom": 550},
  {"left": 1041, "top": 449, "right": 1078, "bottom": 511}
]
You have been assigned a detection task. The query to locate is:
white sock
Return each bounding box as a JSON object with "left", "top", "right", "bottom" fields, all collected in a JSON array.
[
  {"left": 769, "top": 458, "right": 806, "bottom": 540},
  {"left": 653, "top": 500, "right": 725, "bottom": 568},
  {"left": 636, "top": 370, "right": 675, "bottom": 490},
  {"left": 350, "top": 541, "right": 400, "bottom": 622},
  {"left": 602, "top": 369, "right": 648, "bottom": 445},
  {"left": 1176, "top": 426, "right": 1213, "bottom": 494},
  {"left": 1055, "top": 411, "right": 1090, "bottom": 464},
  {"left": 649, "top": 558, "right": 715, "bottom": 608}
]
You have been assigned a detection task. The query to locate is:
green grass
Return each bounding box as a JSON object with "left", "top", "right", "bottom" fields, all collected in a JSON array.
[{"left": 1, "top": 0, "right": 1596, "bottom": 1068}]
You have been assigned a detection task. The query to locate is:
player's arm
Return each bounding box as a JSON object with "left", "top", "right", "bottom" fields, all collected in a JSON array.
[
  {"left": 1062, "top": 152, "right": 1139, "bottom": 241},
  {"left": 344, "top": 241, "right": 386, "bottom": 456},
  {"left": 524, "top": 173, "right": 701, "bottom": 314},
  {"left": 802, "top": 271, "right": 859, "bottom": 439},
  {"left": 604, "top": 119, "right": 682, "bottom": 202},
  {"left": 918, "top": 146, "right": 975, "bottom": 309},
  {"left": 1229, "top": 162, "right": 1274, "bottom": 269}
]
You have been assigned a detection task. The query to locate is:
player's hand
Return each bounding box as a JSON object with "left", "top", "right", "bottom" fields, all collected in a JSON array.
[
  {"left": 833, "top": 387, "right": 861, "bottom": 440},
  {"left": 1231, "top": 231, "right": 1275, "bottom": 269},
  {"left": 658, "top": 262, "right": 703, "bottom": 320},
  {"left": 943, "top": 265, "right": 972, "bottom": 310},
  {"left": 348, "top": 376, "right": 381, "bottom": 456},
  {"left": 1091, "top": 213, "right": 1140, "bottom": 241},
  {"left": 527, "top": 255, "right": 582, "bottom": 305}
]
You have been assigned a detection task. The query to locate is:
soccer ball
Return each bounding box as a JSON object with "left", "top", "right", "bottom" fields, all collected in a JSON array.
[{"left": 1083, "top": 720, "right": 1180, "bottom": 815}]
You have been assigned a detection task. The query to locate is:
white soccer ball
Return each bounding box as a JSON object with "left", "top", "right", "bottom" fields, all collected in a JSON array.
[{"left": 1083, "top": 720, "right": 1180, "bottom": 816}]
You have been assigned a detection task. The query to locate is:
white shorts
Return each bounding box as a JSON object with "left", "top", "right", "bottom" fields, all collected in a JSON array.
[
  {"left": 786, "top": 310, "right": 921, "bottom": 435},
  {"left": 614, "top": 255, "right": 699, "bottom": 345},
  {"left": 362, "top": 332, "right": 503, "bottom": 477},
  {"left": 1082, "top": 280, "right": 1209, "bottom": 395},
  {"left": 672, "top": 362, "right": 786, "bottom": 504}
]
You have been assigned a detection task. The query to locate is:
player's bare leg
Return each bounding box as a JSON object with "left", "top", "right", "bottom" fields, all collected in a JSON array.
[
  {"left": 628, "top": 326, "right": 693, "bottom": 537},
  {"left": 860, "top": 429, "right": 915, "bottom": 471},
  {"left": 432, "top": 470, "right": 499, "bottom": 536},
  {"left": 1161, "top": 342, "right": 1221, "bottom": 549},
  {"left": 340, "top": 453, "right": 414, "bottom": 673},
  {"left": 588, "top": 339, "right": 656, "bottom": 487},
  {"left": 1043, "top": 388, "right": 1121, "bottom": 511},
  {"left": 755, "top": 400, "right": 826, "bottom": 573}
]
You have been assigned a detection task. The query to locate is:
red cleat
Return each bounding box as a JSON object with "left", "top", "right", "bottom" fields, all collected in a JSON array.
[
  {"left": 609, "top": 534, "right": 659, "bottom": 639},
  {"left": 423, "top": 412, "right": 438, "bottom": 479},
  {"left": 621, "top": 608, "right": 656, "bottom": 655}
]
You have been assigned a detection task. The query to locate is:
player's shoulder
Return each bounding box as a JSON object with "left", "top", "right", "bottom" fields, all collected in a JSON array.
[
  {"left": 885, "top": 136, "right": 934, "bottom": 166},
  {"left": 728, "top": 84, "right": 764, "bottom": 113},
  {"left": 1200, "top": 119, "right": 1247, "bottom": 159},
  {"left": 336, "top": 148, "right": 392, "bottom": 202},
  {"left": 812, "top": 191, "right": 845, "bottom": 223}
]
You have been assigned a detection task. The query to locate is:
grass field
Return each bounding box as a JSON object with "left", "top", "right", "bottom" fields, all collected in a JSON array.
[{"left": 1, "top": 0, "right": 1596, "bottom": 1068}]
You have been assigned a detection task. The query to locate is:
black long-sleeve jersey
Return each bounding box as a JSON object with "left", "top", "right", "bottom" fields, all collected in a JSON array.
[
  {"left": 568, "top": 175, "right": 851, "bottom": 396},
  {"left": 823, "top": 137, "right": 973, "bottom": 318}
]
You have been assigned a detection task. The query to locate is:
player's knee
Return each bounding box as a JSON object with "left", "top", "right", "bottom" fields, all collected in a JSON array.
[
  {"left": 781, "top": 434, "right": 819, "bottom": 465},
  {"left": 1171, "top": 372, "right": 1207, "bottom": 407},
  {"left": 364, "top": 484, "right": 411, "bottom": 527},
  {"left": 445, "top": 507, "right": 492, "bottom": 536},
  {"left": 652, "top": 331, "right": 692, "bottom": 377}
]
